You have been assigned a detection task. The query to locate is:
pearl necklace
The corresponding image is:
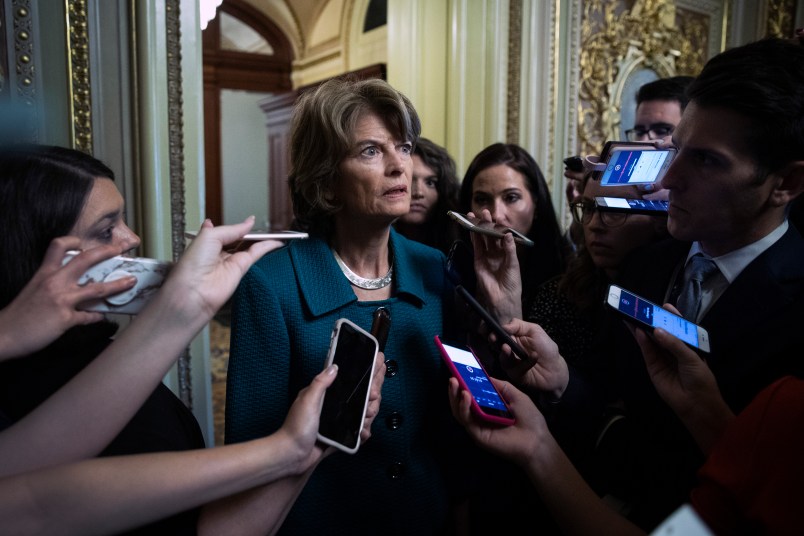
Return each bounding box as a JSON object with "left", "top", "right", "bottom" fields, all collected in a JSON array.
[{"left": 332, "top": 249, "right": 393, "bottom": 290}]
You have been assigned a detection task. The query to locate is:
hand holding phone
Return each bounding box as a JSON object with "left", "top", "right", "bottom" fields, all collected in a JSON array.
[
  {"left": 594, "top": 141, "right": 676, "bottom": 186},
  {"left": 317, "top": 318, "right": 379, "bottom": 454},
  {"left": 62, "top": 251, "right": 172, "bottom": 315},
  {"left": 605, "top": 285, "right": 710, "bottom": 353},
  {"left": 455, "top": 285, "right": 532, "bottom": 364},
  {"left": 447, "top": 211, "right": 535, "bottom": 247},
  {"left": 435, "top": 335, "right": 515, "bottom": 426}
]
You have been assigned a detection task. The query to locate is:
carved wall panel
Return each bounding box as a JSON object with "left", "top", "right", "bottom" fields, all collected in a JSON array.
[{"left": 577, "top": 0, "right": 716, "bottom": 156}]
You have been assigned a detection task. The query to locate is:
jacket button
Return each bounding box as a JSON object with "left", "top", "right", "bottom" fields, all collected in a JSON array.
[
  {"left": 384, "top": 359, "right": 398, "bottom": 377},
  {"left": 385, "top": 411, "right": 403, "bottom": 430},
  {"left": 387, "top": 461, "right": 405, "bottom": 479}
]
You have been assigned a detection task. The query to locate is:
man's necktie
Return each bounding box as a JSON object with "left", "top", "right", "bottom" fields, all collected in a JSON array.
[{"left": 676, "top": 253, "right": 719, "bottom": 321}]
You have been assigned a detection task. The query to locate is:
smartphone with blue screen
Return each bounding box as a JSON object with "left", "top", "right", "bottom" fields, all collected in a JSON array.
[
  {"left": 435, "top": 335, "right": 515, "bottom": 426},
  {"left": 599, "top": 146, "right": 676, "bottom": 186},
  {"left": 605, "top": 285, "right": 710, "bottom": 353},
  {"left": 594, "top": 196, "right": 669, "bottom": 215}
]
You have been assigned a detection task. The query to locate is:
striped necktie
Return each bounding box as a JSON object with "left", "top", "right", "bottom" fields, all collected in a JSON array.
[{"left": 676, "top": 254, "right": 719, "bottom": 321}]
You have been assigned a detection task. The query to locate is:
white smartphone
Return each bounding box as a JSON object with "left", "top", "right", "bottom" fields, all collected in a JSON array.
[
  {"left": 594, "top": 196, "right": 669, "bottom": 215},
  {"left": 434, "top": 335, "right": 515, "bottom": 426},
  {"left": 183, "top": 230, "right": 308, "bottom": 240},
  {"left": 62, "top": 251, "right": 172, "bottom": 315},
  {"left": 447, "top": 211, "right": 535, "bottom": 247},
  {"left": 605, "top": 285, "right": 710, "bottom": 353},
  {"left": 599, "top": 146, "right": 676, "bottom": 186},
  {"left": 317, "top": 318, "right": 379, "bottom": 454}
]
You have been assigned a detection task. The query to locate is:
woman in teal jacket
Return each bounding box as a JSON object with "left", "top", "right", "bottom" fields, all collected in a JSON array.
[{"left": 223, "top": 77, "right": 463, "bottom": 535}]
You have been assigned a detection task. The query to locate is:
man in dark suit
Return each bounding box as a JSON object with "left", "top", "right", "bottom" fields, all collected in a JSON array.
[{"left": 562, "top": 37, "right": 804, "bottom": 530}]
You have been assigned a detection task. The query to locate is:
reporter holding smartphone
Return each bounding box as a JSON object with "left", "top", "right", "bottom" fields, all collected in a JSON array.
[
  {"left": 0, "top": 238, "right": 136, "bottom": 362},
  {"left": 459, "top": 143, "right": 569, "bottom": 317},
  {"left": 446, "top": 314, "right": 804, "bottom": 534},
  {"left": 0, "top": 147, "right": 210, "bottom": 535},
  {"left": 555, "top": 38, "right": 804, "bottom": 530},
  {"left": 0, "top": 210, "right": 386, "bottom": 534},
  {"left": 0, "top": 144, "right": 332, "bottom": 535}
]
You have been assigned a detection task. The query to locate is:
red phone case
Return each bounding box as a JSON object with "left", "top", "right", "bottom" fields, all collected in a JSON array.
[{"left": 435, "top": 335, "right": 515, "bottom": 426}]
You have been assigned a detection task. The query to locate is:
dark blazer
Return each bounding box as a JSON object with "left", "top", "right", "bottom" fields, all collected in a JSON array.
[{"left": 566, "top": 225, "right": 804, "bottom": 529}]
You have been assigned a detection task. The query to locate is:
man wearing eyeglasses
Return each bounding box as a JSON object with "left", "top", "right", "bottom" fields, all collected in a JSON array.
[
  {"left": 625, "top": 76, "right": 695, "bottom": 142},
  {"left": 559, "top": 40, "right": 804, "bottom": 531},
  {"left": 458, "top": 38, "right": 804, "bottom": 535}
]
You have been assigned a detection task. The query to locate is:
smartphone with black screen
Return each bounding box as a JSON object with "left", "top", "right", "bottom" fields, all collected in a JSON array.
[
  {"left": 454, "top": 285, "right": 532, "bottom": 364},
  {"left": 317, "top": 318, "right": 379, "bottom": 454},
  {"left": 563, "top": 155, "right": 584, "bottom": 173},
  {"left": 435, "top": 335, "right": 515, "bottom": 426},
  {"left": 605, "top": 285, "right": 710, "bottom": 353},
  {"left": 370, "top": 307, "right": 391, "bottom": 353}
]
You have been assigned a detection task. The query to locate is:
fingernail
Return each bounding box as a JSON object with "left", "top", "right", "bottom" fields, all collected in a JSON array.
[{"left": 328, "top": 364, "right": 338, "bottom": 375}]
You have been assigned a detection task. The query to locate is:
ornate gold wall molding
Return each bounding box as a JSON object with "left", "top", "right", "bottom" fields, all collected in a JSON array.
[
  {"left": 165, "top": 0, "right": 192, "bottom": 408},
  {"left": 766, "top": 0, "right": 796, "bottom": 37},
  {"left": 12, "top": 0, "right": 38, "bottom": 140},
  {"left": 577, "top": 0, "right": 706, "bottom": 155},
  {"left": 66, "top": 0, "right": 92, "bottom": 152},
  {"left": 506, "top": 0, "right": 521, "bottom": 144}
]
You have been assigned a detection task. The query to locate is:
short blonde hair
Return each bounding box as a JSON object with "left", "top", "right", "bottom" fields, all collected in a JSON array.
[{"left": 288, "top": 77, "right": 421, "bottom": 236}]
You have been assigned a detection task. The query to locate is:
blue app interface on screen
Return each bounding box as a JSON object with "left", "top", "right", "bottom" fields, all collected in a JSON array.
[
  {"left": 617, "top": 289, "right": 699, "bottom": 348},
  {"left": 448, "top": 345, "right": 508, "bottom": 411},
  {"left": 602, "top": 150, "right": 670, "bottom": 185}
]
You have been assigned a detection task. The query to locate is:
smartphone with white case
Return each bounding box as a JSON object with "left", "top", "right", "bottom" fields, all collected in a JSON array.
[
  {"left": 62, "top": 251, "right": 172, "bottom": 315},
  {"left": 317, "top": 318, "right": 379, "bottom": 454}
]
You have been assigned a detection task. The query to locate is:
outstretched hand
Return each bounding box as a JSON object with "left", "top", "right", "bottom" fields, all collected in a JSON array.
[
  {"left": 633, "top": 320, "right": 721, "bottom": 421},
  {"left": 0, "top": 237, "right": 136, "bottom": 361},
  {"left": 447, "top": 376, "right": 548, "bottom": 468},
  {"left": 633, "top": 304, "right": 734, "bottom": 453},
  {"left": 277, "top": 363, "right": 339, "bottom": 473},
  {"left": 497, "top": 318, "right": 569, "bottom": 400},
  {"left": 468, "top": 209, "right": 523, "bottom": 322},
  {"left": 283, "top": 350, "right": 386, "bottom": 470},
  {"left": 154, "top": 216, "right": 284, "bottom": 326}
]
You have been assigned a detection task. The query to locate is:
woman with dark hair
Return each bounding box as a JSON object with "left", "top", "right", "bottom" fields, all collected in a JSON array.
[
  {"left": 224, "top": 77, "right": 465, "bottom": 535},
  {"left": 0, "top": 144, "right": 388, "bottom": 535},
  {"left": 459, "top": 143, "right": 568, "bottom": 315},
  {"left": 0, "top": 144, "right": 388, "bottom": 534},
  {"left": 0, "top": 144, "right": 204, "bottom": 535},
  {"left": 394, "top": 137, "right": 461, "bottom": 254},
  {"left": 0, "top": 146, "right": 128, "bottom": 308},
  {"left": 530, "top": 172, "right": 669, "bottom": 368}
]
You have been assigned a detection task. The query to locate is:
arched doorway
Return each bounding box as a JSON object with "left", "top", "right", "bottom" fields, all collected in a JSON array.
[{"left": 202, "top": 0, "right": 293, "bottom": 227}]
